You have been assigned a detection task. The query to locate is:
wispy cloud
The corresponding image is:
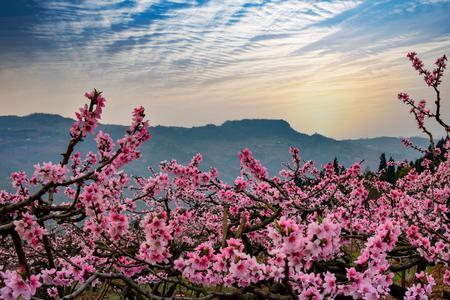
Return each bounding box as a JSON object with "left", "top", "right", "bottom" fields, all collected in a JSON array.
[
  {"left": 25, "top": 1, "right": 363, "bottom": 81},
  {"left": 0, "top": 0, "right": 449, "bottom": 138}
]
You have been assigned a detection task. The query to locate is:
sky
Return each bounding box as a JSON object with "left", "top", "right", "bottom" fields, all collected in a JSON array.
[{"left": 0, "top": 0, "right": 449, "bottom": 139}]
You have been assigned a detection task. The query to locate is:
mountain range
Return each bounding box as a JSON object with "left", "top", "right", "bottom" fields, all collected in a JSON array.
[{"left": 0, "top": 113, "right": 429, "bottom": 188}]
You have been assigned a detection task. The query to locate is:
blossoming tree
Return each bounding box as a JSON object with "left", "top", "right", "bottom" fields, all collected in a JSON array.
[{"left": 0, "top": 53, "right": 448, "bottom": 299}]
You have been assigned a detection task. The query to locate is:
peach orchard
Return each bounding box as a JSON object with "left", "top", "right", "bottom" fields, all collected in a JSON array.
[{"left": 0, "top": 53, "right": 449, "bottom": 299}]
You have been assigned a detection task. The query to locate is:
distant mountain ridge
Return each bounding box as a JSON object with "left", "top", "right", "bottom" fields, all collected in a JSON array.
[{"left": 0, "top": 113, "right": 429, "bottom": 188}]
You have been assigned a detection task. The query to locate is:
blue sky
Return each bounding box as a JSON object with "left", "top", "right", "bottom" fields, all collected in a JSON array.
[{"left": 0, "top": 0, "right": 449, "bottom": 138}]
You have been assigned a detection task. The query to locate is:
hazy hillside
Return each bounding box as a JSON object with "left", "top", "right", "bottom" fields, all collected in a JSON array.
[{"left": 0, "top": 114, "right": 429, "bottom": 188}]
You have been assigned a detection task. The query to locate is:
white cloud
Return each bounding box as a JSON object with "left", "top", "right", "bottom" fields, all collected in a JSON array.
[
  {"left": 30, "top": 0, "right": 363, "bottom": 84},
  {"left": 1, "top": 0, "right": 449, "bottom": 138}
]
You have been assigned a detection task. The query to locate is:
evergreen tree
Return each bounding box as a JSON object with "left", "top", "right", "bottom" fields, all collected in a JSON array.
[
  {"left": 378, "top": 153, "right": 387, "bottom": 172},
  {"left": 414, "top": 158, "right": 424, "bottom": 173},
  {"left": 333, "top": 157, "right": 340, "bottom": 174},
  {"left": 386, "top": 157, "right": 396, "bottom": 184}
]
